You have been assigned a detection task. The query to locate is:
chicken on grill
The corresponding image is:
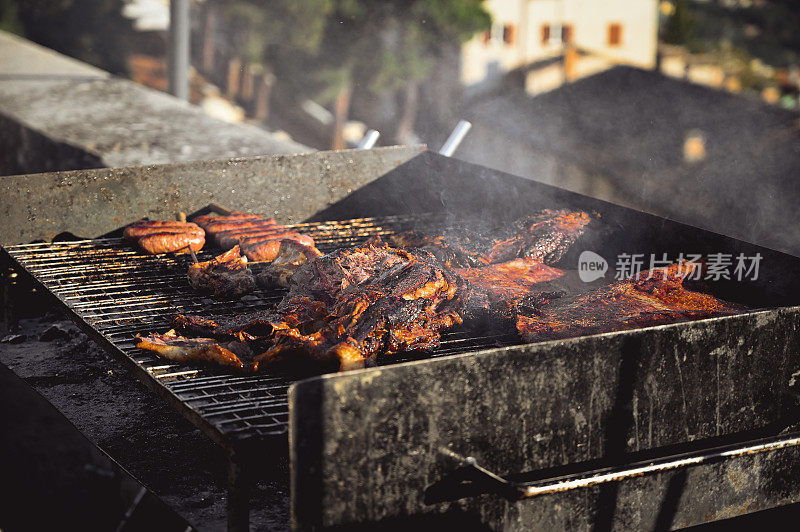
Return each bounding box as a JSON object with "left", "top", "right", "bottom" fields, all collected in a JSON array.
[
  {"left": 123, "top": 220, "right": 205, "bottom": 254},
  {"left": 516, "top": 261, "right": 744, "bottom": 342},
  {"left": 390, "top": 210, "right": 591, "bottom": 267},
  {"left": 187, "top": 245, "right": 256, "bottom": 298},
  {"left": 136, "top": 330, "right": 254, "bottom": 370}
]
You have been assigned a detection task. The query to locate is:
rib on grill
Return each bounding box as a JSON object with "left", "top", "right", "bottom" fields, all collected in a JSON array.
[
  {"left": 253, "top": 237, "right": 463, "bottom": 371},
  {"left": 144, "top": 237, "right": 465, "bottom": 372},
  {"left": 390, "top": 210, "right": 591, "bottom": 267},
  {"left": 187, "top": 245, "right": 256, "bottom": 298},
  {"left": 516, "top": 261, "right": 744, "bottom": 342},
  {"left": 123, "top": 220, "right": 205, "bottom": 254}
]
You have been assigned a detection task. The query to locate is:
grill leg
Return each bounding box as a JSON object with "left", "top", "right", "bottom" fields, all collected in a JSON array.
[{"left": 227, "top": 454, "right": 252, "bottom": 532}]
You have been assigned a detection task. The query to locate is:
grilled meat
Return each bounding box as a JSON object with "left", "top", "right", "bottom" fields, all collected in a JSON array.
[
  {"left": 147, "top": 237, "right": 465, "bottom": 372},
  {"left": 455, "top": 258, "right": 565, "bottom": 322},
  {"left": 240, "top": 233, "right": 316, "bottom": 262},
  {"left": 136, "top": 330, "right": 254, "bottom": 370},
  {"left": 455, "top": 258, "right": 564, "bottom": 303},
  {"left": 187, "top": 245, "right": 256, "bottom": 298},
  {"left": 253, "top": 237, "right": 463, "bottom": 371},
  {"left": 123, "top": 220, "right": 204, "bottom": 240},
  {"left": 516, "top": 261, "right": 744, "bottom": 342},
  {"left": 124, "top": 220, "right": 205, "bottom": 254},
  {"left": 391, "top": 210, "right": 591, "bottom": 267},
  {"left": 137, "top": 232, "right": 205, "bottom": 254},
  {"left": 255, "top": 239, "right": 324, "bottom": 288},
  {"left": 192, "top": 212, "right": 319, "bottom": 261}
]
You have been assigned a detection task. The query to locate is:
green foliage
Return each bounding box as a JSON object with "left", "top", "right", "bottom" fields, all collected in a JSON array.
[{"left": 222, "top": 0, "right": 491, "bottom": 104}]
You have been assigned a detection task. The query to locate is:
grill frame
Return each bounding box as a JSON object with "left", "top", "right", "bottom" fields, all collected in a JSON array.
[
  {"left": 1, "top": 214, "right": 524, "bottom": 451},
  {"left": 4, "top": 149, "right": 800, "bottom": 529}
]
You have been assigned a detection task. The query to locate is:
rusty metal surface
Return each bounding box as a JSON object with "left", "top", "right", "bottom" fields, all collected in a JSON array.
[
  {"left": 0, "top": 145, "right": 424, "bottom": 245},
  {"left": 290, "top": 307, "right": 800, "bottom": 529}
]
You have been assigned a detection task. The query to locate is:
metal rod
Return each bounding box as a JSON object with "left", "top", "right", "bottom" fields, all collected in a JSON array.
[
  {"left": 439, "top": 120, "right": 472, "bottom": 157},
  {"left": 168, "top": 0, "right": 191, "bottom": 101},
  {"left": 357, "top": 129, "right": 380, "bottom": 149},
  {"left": 442, "top": 432, "right": 800, "bottom": 501}
]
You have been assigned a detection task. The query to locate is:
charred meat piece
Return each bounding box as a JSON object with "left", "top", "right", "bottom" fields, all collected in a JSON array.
[
  {"left": 516, "top": 261, "right": 745, "bottom": 342},
  {"left": 154, "top": 238, "right": 465, "bottom": 373},
  {"left": 255, "top": 239, "right": 324, "bottom": 288},
  {"left": 240, "top": 233, "right": 317, "bottom": 262},
  {"left": 391, "top": 210, "right": 591, "bottom": 267},
  {"left": 455, "top": 258, "right": 565, "bottom": 322},
  {"left": 123, "top": 220, "right": 206, "bottom": 254},
  {"left": 455, "top": 258, "right": 564, "bottom": 303},
  {"left": 136, "top": 330, "right": 254, "bottom": 370},
  {"left": 254, "top": 238, "right": 464, "bottom": 371},
  {"left": 187, "top": 245, "right": 256, "bottom": 298}
]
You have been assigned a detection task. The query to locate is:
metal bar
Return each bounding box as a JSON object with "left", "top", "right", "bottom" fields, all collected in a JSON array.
[
  {"left": 439, "top": 432, "right": 800, "bottom": 501},
  {"left": 168, "top": 0, "right": 191, "bottom": 101},
  {"left": 439, "top": 120, "right": 472, "bottom": 157},
  {"left": 357, "top": 129, "right": 380, "bottom": 149}
]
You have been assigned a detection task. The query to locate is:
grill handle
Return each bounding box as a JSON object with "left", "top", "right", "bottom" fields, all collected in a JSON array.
[{"left": 425, "top": 432, "right": 800, "bottom": 504}]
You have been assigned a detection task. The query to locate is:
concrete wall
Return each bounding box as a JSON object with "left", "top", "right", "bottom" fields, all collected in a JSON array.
[{"left": 0, "top": 31, "right": 311, "bottom": 177}]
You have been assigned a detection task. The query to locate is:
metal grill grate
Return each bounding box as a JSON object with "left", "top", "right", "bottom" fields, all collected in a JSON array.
[{"left": 3, "top": 215, "right": 521, "bottom": 446}]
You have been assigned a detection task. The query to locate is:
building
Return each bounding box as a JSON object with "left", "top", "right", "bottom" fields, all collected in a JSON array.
[
  {"left": 461, "top": 0, "right": 659, "bottom": 94},
  {"left": 458, "top": 66, "right": 800, "bottom": 256}
]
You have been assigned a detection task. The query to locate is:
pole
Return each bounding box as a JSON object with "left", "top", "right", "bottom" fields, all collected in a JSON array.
[
  {"left": 168, "top": 0, "right": 191, "bottom": 101},
  {"left": 439, "top": 120, "right": 472, "bottom": 157}
]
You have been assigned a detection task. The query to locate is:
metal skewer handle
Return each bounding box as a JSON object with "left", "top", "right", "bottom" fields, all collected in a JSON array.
[
  {"left": 439, "top": 120, "right": 472, "bottom": 157},
  {"left": 429, "top": 432, "right": 800, "bottom": 503}
]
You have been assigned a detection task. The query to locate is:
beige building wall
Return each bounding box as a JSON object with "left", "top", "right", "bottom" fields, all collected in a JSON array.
[{"left": 462, "top": 0, "right": 658, "bottom": 88}]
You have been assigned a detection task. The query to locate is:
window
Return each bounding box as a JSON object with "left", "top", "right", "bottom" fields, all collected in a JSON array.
[
  {"left": 541, "top": 24, "right": 550, "bottom": 45},
  {"left": 562, "top": 24, "right": 573, "bottom": 44},
  {"left": 608, "top": 23, "right": 622, "bottom": 46},
  {"left": 503, "top": 24, "right": 516, "bottom": 45}
]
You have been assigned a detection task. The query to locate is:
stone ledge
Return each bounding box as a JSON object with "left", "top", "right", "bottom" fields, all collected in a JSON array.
[{"left": 0, "top": 31, "right": 311, "bottom": 177}]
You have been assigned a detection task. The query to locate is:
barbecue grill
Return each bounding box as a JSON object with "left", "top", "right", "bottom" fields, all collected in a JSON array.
[{"left": 2, "top": 146, "right": 800, "bottom": 530}]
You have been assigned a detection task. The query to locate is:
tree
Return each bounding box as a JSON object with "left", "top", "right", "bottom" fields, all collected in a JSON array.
[{"left": 221, "top": 0, "right": 490, "bottom": 148}]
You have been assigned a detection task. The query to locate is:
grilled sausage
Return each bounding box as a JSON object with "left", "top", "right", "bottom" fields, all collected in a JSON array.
[
  {"left": 217, "top": 227, "right": 298, "bottom": 249},
  {"left": 137, "top": 231, "right": 205, "bottom": 254},
  {"left": 123, "top": 221, "right": 204, "bottom": 240}
]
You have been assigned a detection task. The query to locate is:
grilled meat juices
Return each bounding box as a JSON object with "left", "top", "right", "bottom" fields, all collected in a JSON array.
[{"left": 123, "top": 220, "right": 205, "bottom": 254}]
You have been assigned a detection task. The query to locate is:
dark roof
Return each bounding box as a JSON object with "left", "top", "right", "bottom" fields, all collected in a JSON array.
[{"left": 466, "top": 66, "right": 800, "bottom": 255}]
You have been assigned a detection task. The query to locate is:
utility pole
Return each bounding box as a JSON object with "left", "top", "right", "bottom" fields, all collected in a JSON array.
[{"left": 168, "top": 0, "right": 190, "bottom": 101}]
